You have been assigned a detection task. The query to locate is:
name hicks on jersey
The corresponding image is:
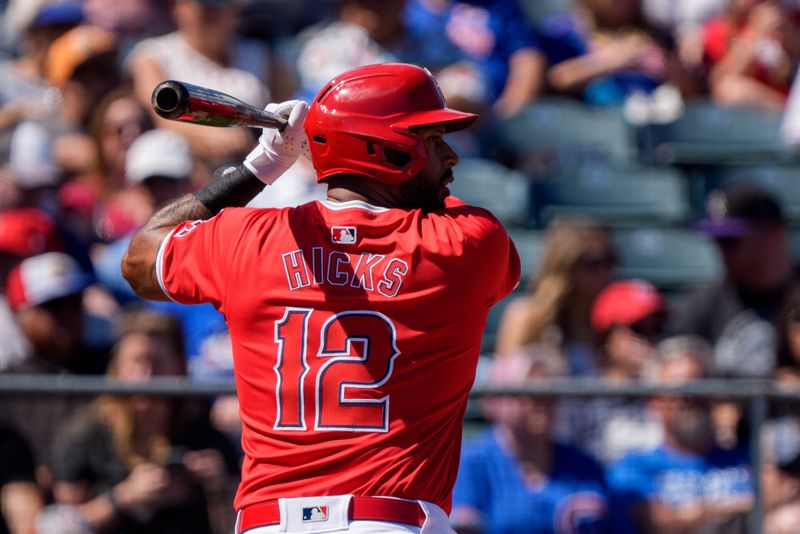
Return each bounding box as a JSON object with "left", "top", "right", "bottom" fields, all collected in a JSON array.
[{"left": 282, "top": 248, "right": 409, "bottom": 297}]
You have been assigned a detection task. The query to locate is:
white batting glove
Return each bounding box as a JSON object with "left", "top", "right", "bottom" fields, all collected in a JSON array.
[{"left": 244, "top": 100, "right": 310, "bottom": 185}]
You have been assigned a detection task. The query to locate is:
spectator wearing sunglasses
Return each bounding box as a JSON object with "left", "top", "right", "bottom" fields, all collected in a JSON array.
[{"left": 494, "top": 216, "right": 616, "bottom": 376}]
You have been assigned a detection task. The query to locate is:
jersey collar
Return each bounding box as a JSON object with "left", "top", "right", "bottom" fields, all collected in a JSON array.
[{"left": 319, "top": 198, "right": 390, "bottom": 213}]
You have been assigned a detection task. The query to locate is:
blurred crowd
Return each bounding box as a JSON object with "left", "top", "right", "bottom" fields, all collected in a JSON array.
[{"left": 1, "top": 0, "right": 800, "bottom": 532}]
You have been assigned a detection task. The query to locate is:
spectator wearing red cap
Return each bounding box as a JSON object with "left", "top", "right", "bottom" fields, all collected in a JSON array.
[
  {"left": 0, "top": 207, "right": 64, "bottom": 371},
  {"left": 555, "top": 279, "right": 666, "bottom": 464},
  {"left": 592, "top": 279, "right": 667, "bottom": 380}
]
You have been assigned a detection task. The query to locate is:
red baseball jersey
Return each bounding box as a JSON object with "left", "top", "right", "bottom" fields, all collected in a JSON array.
[{"left": 157, "top": 197, "right": 520, "bottom": 513}]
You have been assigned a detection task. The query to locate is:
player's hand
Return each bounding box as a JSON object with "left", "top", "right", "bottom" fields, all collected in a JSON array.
[{"left": 244, "top": 100, "right": 309, "bottom": 185}]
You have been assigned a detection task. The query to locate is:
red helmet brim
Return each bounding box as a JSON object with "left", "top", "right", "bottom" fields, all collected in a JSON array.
[{"left": 392, "top": 108, "right": 478, "bottom": 133}]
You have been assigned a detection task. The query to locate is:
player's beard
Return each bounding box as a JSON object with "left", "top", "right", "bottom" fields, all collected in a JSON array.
[{"left": 399, "top": 169, "right": 452, "bottom": 212}]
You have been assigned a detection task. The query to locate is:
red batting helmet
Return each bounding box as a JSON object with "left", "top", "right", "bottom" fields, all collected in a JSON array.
[{"left": 305, "top": 63, "right": 478, "bottom": 184}]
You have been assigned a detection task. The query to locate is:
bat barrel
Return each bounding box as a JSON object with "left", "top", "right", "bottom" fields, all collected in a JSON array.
[
  {"left": 152, "top": 81, "right": 188, "bottom": 119},
  {"left": 151, "top": 80, "right": 287, "bottom": 130}
]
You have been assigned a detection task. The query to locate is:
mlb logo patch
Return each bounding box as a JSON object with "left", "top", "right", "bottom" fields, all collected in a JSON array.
[
  {"left": 302, "top": 506, "right": 329, "bottom": 522},
  {"left": 331, "top": 226, "right": 357, "bottom": 244}
]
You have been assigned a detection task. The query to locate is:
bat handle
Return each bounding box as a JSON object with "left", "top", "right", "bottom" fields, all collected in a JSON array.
[{"left": 151, "top": 80, "right": 288, "bottom": 130}]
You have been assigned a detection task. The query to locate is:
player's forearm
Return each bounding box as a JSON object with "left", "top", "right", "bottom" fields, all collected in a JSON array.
[
  {"left": 122, "top": 194, "right": 211, "bottom": 301},
  {"left": 122, "top": 164, "right": 266, "bottom": 300}
]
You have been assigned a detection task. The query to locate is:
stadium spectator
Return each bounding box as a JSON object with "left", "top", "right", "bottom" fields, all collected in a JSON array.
[
  {"left": 3, "top": 120, "right": 60, "bottom": 214},
  {"left": 126, "top": 0, "right": 271, "bottom": 169},
  {"left": 555, "top": 279, "right": 667, "bottom": 464},
  {"left": 294, "top": 0, "right": 413, "bottom": 102},
  {"left": 49, "top": 309, "right": 240, "bottom": 534},
  {"left": 1, "top": 252, "right": 109, "bottom": 496},
  {"left": 82, "top": 0, "right": 175, "bottom": 55},
  {"left": 0, "top": 422, "right": 44, "bottom": 534},
  {"left": 670, "top": 185, "right": 794, "bottom": 378},
  {"left": 404, "top": 0, "right": 547, "bottom": 118},
  {"left": 639, "top": 0, "right": 726, "bottom": 101},
  {"left": 451, "top": 347, "right": 610, "bottom": 533},
  {"left": 3, "top": 120, "right": 97, "bottom": 278},
  {"left": 43, "top": 24, "right": 121, "bottom": 131},
  {"left": 4, "top": 252, "right": 102, "bottom": 374},
  {"left": 294, "top": 0, "right": 537, "bottom": 125},
  {"left": 642, "top": 0, "right": 727, "bottom": 60},
  {"left": 607, "top": 335, "right": 752, "bottom": 533},
  {"left": 592, "top": 279, "right": 667, "bottom": 381},
  {"left": 0, "top": 1, "right": 83, "bottom": 135},
  {"left": 704, "top": 0, "right": 800, "bottom": 113},
  {"left": 545, "top": 0, "right": 677, "bottom": 105},
  {"left": 494, "top": 216, "right": 615, "bottom": 376},
  {"left": 0, "top": 208, "right": 63, "bottom": 371},
  {"left": 58, "top": 87, "right": 155, "bottom": 244}
]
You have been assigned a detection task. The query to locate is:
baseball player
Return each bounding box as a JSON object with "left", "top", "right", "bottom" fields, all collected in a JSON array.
[{"left": 122, "top": 62, "right": 520, "bottom": 533}]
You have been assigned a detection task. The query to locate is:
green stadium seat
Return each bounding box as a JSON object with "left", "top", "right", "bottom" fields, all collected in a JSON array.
[
  {"left": 480, "top": 98, "right": 637, "bottom": 167},
  {"left": 613, "top": 227, "right": 723, "bottom": 290},
  {"left": 639, "top": 100, "right": 792, "bottom": 165},
  {"left": 530, "top": 163, "right": 692, "bottom": 228},
  {"left": 450, "top": 158, "right": 529, "bottom": 226}
]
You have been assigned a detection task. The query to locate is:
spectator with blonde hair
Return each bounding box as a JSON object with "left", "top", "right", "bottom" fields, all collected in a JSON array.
[
  {"left": 49, "top": 309, "right": 240, "bottom": 533},
  {"left": 494, "top": 216, "right": 616, "bottom": 376}
]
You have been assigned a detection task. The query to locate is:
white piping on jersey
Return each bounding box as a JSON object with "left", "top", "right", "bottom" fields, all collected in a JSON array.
[
  {"left": 319, "top": 199, "right": 390, "bottom": 213},
  {"left": 155, "top": 227, "right": 181, "bottom": 304}
]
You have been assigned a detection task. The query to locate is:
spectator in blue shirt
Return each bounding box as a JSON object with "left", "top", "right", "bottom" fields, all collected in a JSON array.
[
  {"left": 607, "top": 335, "right": 752, "bottom": 533},
  {"left": 451, "top": 346, "right": 609, "bottom": 533},
  {"left": 405, "top": 0, "right": 546, "bottom": 118}
]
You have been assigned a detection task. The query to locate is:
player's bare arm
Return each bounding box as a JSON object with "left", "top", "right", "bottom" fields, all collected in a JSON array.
[
  {"left": 122, "top": 99, "right": 310, "bottom": 301},
  {"left": 122, "top": 193, "right": 211, "bottom": 300}
]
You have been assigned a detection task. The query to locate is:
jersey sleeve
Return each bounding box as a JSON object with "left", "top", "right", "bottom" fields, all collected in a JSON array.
[
  {"left": 445, "top": 201, "right": 521, "bottom": 307},
  {"left": 157, "top": 208, "right": 257, "bottom": 309}
]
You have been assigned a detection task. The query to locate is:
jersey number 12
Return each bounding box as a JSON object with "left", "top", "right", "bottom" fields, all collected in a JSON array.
[{"left": 273, "top": 307, "right": 400, "bottom": 432}]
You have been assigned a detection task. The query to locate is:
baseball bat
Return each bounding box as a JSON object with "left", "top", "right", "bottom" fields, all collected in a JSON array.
[{"left": 151, "top": 80, "right": 287, "bottom": 130}]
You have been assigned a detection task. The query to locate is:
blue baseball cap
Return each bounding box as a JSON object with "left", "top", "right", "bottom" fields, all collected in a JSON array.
[{"left": 30, "top": 3, "right": 84, "bottom": 29}]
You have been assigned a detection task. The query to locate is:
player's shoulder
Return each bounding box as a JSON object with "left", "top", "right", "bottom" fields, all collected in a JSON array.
[
  {"left": 215, "top": 206, "right": 288, "bottom": 224},
  {"left": 433, "top": 198, "right": 511, "bottom": 238}
]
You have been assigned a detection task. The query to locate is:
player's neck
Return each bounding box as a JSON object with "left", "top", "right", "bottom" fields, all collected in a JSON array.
[{"left": 326, "top": 176, "right": 403, "bottom": 209}]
